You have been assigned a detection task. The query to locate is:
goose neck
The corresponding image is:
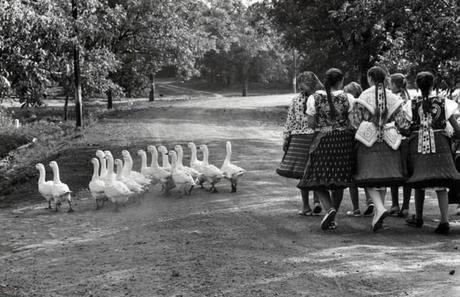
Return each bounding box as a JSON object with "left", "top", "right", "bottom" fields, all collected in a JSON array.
[
  {"left": 122, "top": 157, "right": 132, "bottom": 175},
  {"left": 51, "top": 165, "right": 61, "bottom": 183},
  {"left": 38, "top": 167, "right": 46, "bottom": 184},
  {"left": 116, "top": 162, "right": 123, "bottom": 179},
  {"left": 107, "top": 157, "right": 115, "bottom": 177},
  {"left": 170, "top": 154, "right": 177, "bottom": 172},
  {"left": 224, "top": 144, "right": 232, "bottom": 164},
  {"left": 202, "top": 148, "right": 209, "bottom": 165},
  {"left": 98, "top": 156, "right": 107, "bottom": 176},
  {"left": 140, "top": 153, "right": 147, "bottom": 170},
  {"left": 150, "top": 150, "right": 159, "bottom": 169},
  {"left": 162, "top": 153, "right": 170, "bottom": 167},
  {"left": 177, "top": 148, "right": 184, "bottom": 167},
  {"left": 92, "top": 161, "right": 100, "bottom": 180},
  {"left": 190, "top": 145, "right": 197, "bottom": 162}
]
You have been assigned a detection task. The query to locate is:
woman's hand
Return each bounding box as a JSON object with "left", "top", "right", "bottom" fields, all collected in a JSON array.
[{"left": 283, "top": 136, "right": 291, "bottom": 152}]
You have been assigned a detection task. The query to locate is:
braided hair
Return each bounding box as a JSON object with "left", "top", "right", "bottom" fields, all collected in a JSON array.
[
  {"left": 367, "top": 66, "right": 388, "bottom": 119},
  {"left": 390, "top": 73, "right": 410, "bottom": 101},
  {"left": 324, "top": 68, "right": 344, "bottom": 120},
  {"left": 415, "top": 71, "right": 435, "bottom": 114}
]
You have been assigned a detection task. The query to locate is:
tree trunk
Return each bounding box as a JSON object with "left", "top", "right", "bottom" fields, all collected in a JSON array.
[
  {"left": 107, "top": 89, "right": 113, "bottom": 109},
  {"left": 359, "top": 57, "right": 371, "bottom": 90},
  {"left": 149, "top": 74, "right": 155, "bottom": 102},
  {"left": 292, "top": 49, "right": 297, "bottom": 93},
  {"left": 72, "top": 0, "right": 83, "bottom": 128},
  {"left": 242, "top": 76, "right": 248, "bottom": 97},
  {"left": 63, "top": 93, "right": 69, "bottom": 121}
]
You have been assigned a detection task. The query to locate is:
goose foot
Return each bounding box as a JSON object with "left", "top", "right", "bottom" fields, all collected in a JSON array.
[
  {"left": 210, "top": 186, "right": 218, "bottom": 193},
  {"left": 231, "top": 183, "right": 237, "bottom": 193},
  {"left": 67, "top": 201, "right": 74, "bottom": 213},
  {"left": 188, "top": 186, "right": 194, "bottom": 195},
  {"left": 55, "top": 202, "right": 61, "bottom": 212},
  {"left": 95, "top": 200, "right": 100, "bottom": 210}
]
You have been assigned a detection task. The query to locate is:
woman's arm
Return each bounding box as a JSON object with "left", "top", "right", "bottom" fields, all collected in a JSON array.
[
  {"left": 449, "top": 116, "right": 460, "bottom": 141},
  {"left": 283, "top": 102, "right": 295, "bottom": 140}
]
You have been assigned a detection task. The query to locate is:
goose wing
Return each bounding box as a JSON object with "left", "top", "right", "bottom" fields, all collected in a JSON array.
[
  {"left": 221, "top": 163, "right": 246, "bottom": 179},
  {"left": 39, "top": 181, "right": 54, "bottom": 200},
  {"left": 52, "top": 182, "right": 71, "bottom": 199},
  {"left": 89, "top": 179, "right": 105, "bottom": 194}
]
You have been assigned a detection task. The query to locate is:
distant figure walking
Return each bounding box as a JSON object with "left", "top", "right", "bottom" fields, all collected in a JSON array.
[{"left": 277, "top": 71, "right": 324, "bottom": 216}]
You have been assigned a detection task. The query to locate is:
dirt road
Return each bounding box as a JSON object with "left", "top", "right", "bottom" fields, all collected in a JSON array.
[{"left": 1, "top": 94, "right": 460, "bottom": 297}]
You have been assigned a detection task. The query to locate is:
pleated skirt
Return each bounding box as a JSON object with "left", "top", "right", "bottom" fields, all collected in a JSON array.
[
  {"left": 406, "top": 131, "right": 460, "bottom": 189},
  {"left": 276, "top": 134, "right": 314, "bottom": 179},
  {"left": 354, "top": 141, "right": 406, "bottom": 188},
  {"left": 298, "top": 130, "right": 355, "bottom": 191}
]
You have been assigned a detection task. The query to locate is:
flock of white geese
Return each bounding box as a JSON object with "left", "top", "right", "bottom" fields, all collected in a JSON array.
[{"left": 36, "top": 141, "right": 246, "bottom": 212}]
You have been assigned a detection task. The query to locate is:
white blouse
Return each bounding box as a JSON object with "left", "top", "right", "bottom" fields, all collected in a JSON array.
[{"left": 305, "top": 90, "right": 355, "bottom": 116}]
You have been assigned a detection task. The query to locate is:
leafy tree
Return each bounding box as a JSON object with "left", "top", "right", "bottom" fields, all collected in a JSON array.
[
  {"left": 382, "top": 0, "right": 460, "bottom": 92},
  {"left": 271, "top": 0, "right": 459, "bottom": 89},
  {"left": 200, "top": 0, "right": 290, "bottom": 96}
]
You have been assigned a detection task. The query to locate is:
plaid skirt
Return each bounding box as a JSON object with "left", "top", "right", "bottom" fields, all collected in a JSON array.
[
  {"left": 276, "top": 134, "right": 314, "bottom": 179},
  {"left": 407, "top": 131, "right": 460, "bottom": 189},
  {"left": 298, "top": 130, "right": 355, "bottom": 191}
]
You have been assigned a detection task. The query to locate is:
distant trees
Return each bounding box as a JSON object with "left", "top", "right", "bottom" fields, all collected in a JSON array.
[
  {"left": 271, "top": 0, "right": 460, "bottom": 90},
  {"left": 199, "top": 0, "right": 290, "bottom": 96}
]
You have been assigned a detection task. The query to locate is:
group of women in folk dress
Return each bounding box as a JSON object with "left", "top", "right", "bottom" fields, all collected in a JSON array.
[{"left": 278, "top": 66, "right": 460, "bottom": 234}]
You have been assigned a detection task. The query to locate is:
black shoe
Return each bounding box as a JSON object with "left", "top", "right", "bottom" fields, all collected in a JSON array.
[
  {"left": 320, "top": 208, "right": 337, "bottom": 230},
  {"left": 406, "top": 215, "right": 423, "bottom": 228},
  {"left": 434, "top": 222, "right": 450, "bottom": 235},
  {"left": 313, "top": 202, "right": 322, "bottom": 214},
  {"left": 363, "top": 204, "right": 374, "bottom": 216}
]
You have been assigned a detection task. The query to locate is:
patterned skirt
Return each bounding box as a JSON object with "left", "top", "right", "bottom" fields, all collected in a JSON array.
[
  {"left": 298, "top": 130, "right": 355, "bottom": 191},
  {"left": 276, "top": 134, "right": 315, "bottom": 179},
  {"left": 354, "top": 142, "right": 406, "bottom": 188},
  {"left": 407, "top": 131, "right": 460, "bottom": 189}
]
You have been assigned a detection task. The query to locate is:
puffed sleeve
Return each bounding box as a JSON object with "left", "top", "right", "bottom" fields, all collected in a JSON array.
[
  {"left": 401, "top": 100, "right": 412, "bottom": 121},
  {"left": 305, "top": 94, "right": 316, "bottom": 116},
  {"left": 445, "top": 98, "right": 458, "bottom": 120},
  {"left": 283, "top": 100, "right": 296, "bottom": 139},
  {"left": 346, "top": 93, "right": 355, "bottom": 112}
]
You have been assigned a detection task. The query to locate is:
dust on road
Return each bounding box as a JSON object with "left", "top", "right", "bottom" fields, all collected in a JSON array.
[{"left": 1, "top": 95, "right": 460, "bottom": 297}]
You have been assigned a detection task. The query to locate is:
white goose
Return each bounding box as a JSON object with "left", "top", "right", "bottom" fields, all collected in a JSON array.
[
  {"left": 96, "top": 150, "right": 108, "bottom": 180},
  {"left": 188, "top": 142, "right": 204, "bottom": 171},
  {"left": 221, "top": 141, "right": 246, "bottom": 193},
  {"left": 102, "top": 150, "right": 116, "bottom": 183},
  {"left": 49, "top": 161, "right": 73, "bottom": 212},
  {"left": 115, "top": 158, "right": 144, "bottom": 194},
  {"left": 157, "top": 146, "right": 172, "bottom": 171},
  {"left": 104, "top": 152, "right": 133, "bottom": 210},
  {"left": 36, "top": 163, "right": 54, "bottom": 209},
  {"left": 121, "top": 150, "right": 151, "bottom": 187},
  {"left": 169, "top": 150, "right": 196, "bottom": 195},
  {"left": 89, "top": 158, "right": 107, "bottom": 209},
  {"left": 199, "top": 144, "right": 224, "bottom": 193},
  {"left": 147, "top": 145, "right": 172, "bottom": 191},
  {"left": 137, "top": 149, "right": 155, "bottom": 179},
  {"left": 175, "top": 144, "right": 205, "bottom": 187}
]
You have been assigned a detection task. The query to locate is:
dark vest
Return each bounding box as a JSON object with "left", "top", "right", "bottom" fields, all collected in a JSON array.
[{"left": 410, "top": 96, "right": 446, "bottom": 131}]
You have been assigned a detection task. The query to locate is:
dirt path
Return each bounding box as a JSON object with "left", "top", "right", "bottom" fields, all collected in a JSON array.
[{"left": 1, "top": 95, "right": 460, "bottom": 297}]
